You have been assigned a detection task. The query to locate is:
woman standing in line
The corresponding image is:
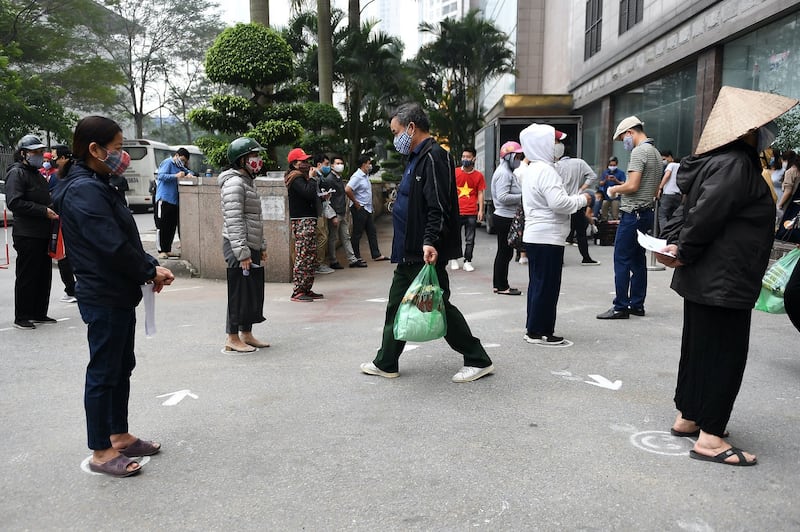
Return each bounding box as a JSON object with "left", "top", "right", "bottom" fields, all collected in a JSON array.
[
  {"left": 518, "top": 124, "right": 591, "bottom": 347},
  {"left": 218, "top": 137, "right": 270, "bottom": 353},
  {"left": 490, "top": 141, "right": 525, "bottom": 295},
  {"left": 285, "top": 147, "right": 323, "bottom": 302},
  {"left": 52, "top": 116, "right": 174, "bottom": 477}
]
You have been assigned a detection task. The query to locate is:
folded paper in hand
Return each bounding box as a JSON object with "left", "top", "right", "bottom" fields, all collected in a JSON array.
[{"left": 636, "top": 231, "right": 676, "bottom": 257}]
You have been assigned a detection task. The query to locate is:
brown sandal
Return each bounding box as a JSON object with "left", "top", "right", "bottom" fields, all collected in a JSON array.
[{"left": 89, "top": 454, "right": 141, "bottom": 477}]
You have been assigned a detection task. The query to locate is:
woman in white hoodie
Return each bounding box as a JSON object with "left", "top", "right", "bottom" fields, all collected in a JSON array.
[{"left": 519, "top": 124, "right": 592, "bottom": 346}]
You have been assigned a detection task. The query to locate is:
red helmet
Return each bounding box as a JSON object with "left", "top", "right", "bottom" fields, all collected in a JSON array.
[{"left": 499, "top": 141, "right": 523, "bottom": 158}]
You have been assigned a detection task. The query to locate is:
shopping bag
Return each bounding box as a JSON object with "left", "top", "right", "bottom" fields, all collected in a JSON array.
[
  {"left": 754, "top": 248, "right": 800, "bottom": 314},
  {"left": 393, "top": 263, "right": 447, "bottom": 342},
  {"left": 48, "top": 219, "right": 66, "bottom": 260},
  {"left": 226, "top": 265, "right": 266, "bottom": 325},
  {"left": 507, "top": 205, "right": 525, "bottom": 250}
]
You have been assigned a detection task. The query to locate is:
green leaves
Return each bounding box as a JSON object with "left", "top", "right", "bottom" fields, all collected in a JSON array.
[{"left": 205, "top": 23, "right": 294, "bottom": 87}]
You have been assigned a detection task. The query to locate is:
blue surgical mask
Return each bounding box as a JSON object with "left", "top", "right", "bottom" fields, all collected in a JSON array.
[
  {"left": 320, "top": 165, "right": 331, "bottom": 176},
  {"left": 623, "top": 134, "right": 635, "bottom": 152},
  {"left": 43, "top": 161, "right": 52, "bottom": 170},
  {"left": 393, "top": 127, "right": 413, "bottom": 155}
]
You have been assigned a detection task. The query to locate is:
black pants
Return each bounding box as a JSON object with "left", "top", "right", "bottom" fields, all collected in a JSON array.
[
  {"left": 372, "top": 262, "right": 492, "bottom": 373},
  {"left": 458, "top": 215, "right": 477, "bottom": 261},
  {"left": 784, "top": 259, "right": 800, "bottom": 333},
  {"left": 492, "top": 214, "right": 515, "bottom": 291},
  {"left": 674, "top": 300, "right": 751, "bottom": 437},
  {"left": 223, "top": 240, "right": 262, "bottom": 333},
  {"left": 350, "top": 206, "right": 381, "bottom": 260},
  {"left": 58, "top": 256, "right": 76, "bottom": 296},
  {"left": 569, "top": 210, "right": 592, "bottom": 261},
  {"left": 13, "top": 235, "right": 52, "bottom": 321},
  {"left": 156, "top": 200, "right": 179, "bottom": 253}
]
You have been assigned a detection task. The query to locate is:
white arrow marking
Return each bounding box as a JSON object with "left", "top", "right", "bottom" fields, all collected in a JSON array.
[
  {"left": 584, "top": 374, "right": 622, "bottom": 390},
  {"left": 156, "top": 389, "right": 198, "bottom": 406}
]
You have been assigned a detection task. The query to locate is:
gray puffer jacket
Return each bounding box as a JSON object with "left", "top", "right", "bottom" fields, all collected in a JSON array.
[{"left": 219, "top": 169, "right": 265, "bottom": 261}]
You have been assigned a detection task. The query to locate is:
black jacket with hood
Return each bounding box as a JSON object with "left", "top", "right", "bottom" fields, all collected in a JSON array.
[
  {"left": 401, "top": 138, "right": 461, "bottom": 263},
  {"left": 662, "top": 141, "right": 775, "bottom": 309},
  {"left": 52, "top": 162, "right": 157, "bottom": 308}
]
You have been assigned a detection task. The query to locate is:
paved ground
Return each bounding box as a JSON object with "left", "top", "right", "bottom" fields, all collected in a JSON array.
[{"left": 1, "top": 215, "right": 799, "bottom": 531}]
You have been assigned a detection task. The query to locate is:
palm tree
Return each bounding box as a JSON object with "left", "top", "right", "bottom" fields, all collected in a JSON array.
[
  {"left": 289, "top": 0, "right": 333, "bottom": 106},
  {"left": 249, "top": 0, "right": 269, "bottom": 26},
  {"left": 416, "top": 9, "right": 515, "bottom": 153}
]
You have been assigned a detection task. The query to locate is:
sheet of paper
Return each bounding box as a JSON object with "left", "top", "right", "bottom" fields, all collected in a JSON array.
[
  {"left": 141, "top": 284, "right": 156, "bottom": 337},
  {"left": 636, "top": 230, "right": 676, "bottom": 257}
]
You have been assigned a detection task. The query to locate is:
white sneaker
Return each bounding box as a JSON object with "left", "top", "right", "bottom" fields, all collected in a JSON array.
[
  {"left": 449, "top": 259, "right": 460, "bottom": 270},
  {"left": 60, "top": 294, "right": 77, "bottom": 303},
  {"left": 452, "top": 364, "right": 495, "bottom": 383},
  {"left": 360, "top": 362, "right": 399, "bottom": 379},
  {"left": 462, "top": 261, "right": 475, "bottom": 272},
  {"left": 519, "top": 256, "right": 528, "bottom": 265},
  {"left": 316, "top": 264, "right": 335, "bottom": 274}
]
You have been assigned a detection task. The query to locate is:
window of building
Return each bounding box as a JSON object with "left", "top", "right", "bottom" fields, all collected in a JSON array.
[
  {"left": 585, "top": 0, "right": 603, "bottom": 60},
  {"left": 619, "top": 0, "right": 643, "bottom": 35}
]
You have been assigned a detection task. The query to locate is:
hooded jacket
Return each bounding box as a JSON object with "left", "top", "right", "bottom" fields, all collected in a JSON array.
[
  {"left": 490, "top": 159, "right": 522, "bottom": 219},
  {"left": 51, "top": 162, "right": 157, "bottom": 308},
  {"left": 662, "top": 141, "right": 775, "bottom": 308},
  {"left": 5, "top": 161, "right": 52, "bottom": 238},
  {"left": 518, "top": 124, "right": 588, "bottom": 246},
  {"left": 218, "top": 168, "right": 265, "bottom": 261}
]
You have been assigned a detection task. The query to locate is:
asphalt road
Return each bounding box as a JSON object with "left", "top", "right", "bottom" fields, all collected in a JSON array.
[{"left": 1, "top": 216, "right": 798, "bottom": 531}]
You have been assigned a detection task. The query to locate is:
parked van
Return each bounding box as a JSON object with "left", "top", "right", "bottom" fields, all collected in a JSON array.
[{"left": 122, "top": 139, "right": 173, "bottom": 212}]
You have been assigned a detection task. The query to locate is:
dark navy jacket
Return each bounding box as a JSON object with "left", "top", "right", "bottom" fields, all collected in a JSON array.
[{"left": 52, "top": 163, "right": 157, "bottom": 308}]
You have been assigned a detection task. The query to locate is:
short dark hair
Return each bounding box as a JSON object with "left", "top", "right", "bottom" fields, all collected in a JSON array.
[
  {"left": 52, "top": 144, "right": 72, "bottom": 158},
  {"left": 313, "top": 153, "right": 330, "bottom": 165},
  {"left": 331, "top": 154, "right": 344, "bottom": 164},
  {"left": 462, "top": 146, "right": 476, "bottom": 156},
  {"left": 357, "top": 154, "right": 372, "bottom": 167},
  {"left": 662, "top": 150, "right": 674, "bottom": 158},
  {"left": 609, "top": 156, "right": 618, "bottom": 163},
  {"left": 390, "top": 103, "right": 430, "bottom": 132},
  {"left": 175, "top": 147, "right": 190, "bottom": 158}
]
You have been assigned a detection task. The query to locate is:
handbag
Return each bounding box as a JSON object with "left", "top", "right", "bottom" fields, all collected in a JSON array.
[
  {"left": 755, "top": 248, "right": 800, "bottom": 314},
  {"left": 226, "top": 265, "right": 266, "bottom": 325},
  {"left": 393, "top": 264, "right": 447, "bottom": 342},
  {"left": 507, "top": 205, "right": 525, "bottom": 249},
  {"left": 48, "top": 219, "right": 66, "bottom": 260}
]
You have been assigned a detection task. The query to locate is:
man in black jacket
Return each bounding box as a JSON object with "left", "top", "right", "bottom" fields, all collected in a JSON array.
[
  {"left": 5, "top": 134, "right": 60, "bottom": 329},
  {"left": 360, "top": 103, "right": 494, "bottom": 383}
]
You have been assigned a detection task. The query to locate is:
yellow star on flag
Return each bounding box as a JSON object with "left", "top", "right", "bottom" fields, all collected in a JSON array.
[{"left": 458, "top": 183, "right": 473, "bottom": 198}]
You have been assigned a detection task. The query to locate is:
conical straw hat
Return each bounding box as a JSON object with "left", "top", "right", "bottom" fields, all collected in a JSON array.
[{"left": 696, "top": 86, "right": 798, "bottom": 155}]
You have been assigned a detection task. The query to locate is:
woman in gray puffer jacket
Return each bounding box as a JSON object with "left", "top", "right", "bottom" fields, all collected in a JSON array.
[{"left": 218, "top": 137, "right": 269, "bottom": 353}]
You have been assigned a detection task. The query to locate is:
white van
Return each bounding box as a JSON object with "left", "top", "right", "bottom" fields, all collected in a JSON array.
[{"left": 122, "top": 139, "right": 173, "bottom": 212}]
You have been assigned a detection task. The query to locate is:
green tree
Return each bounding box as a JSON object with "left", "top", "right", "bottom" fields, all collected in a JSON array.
[
  {"left": 415, "top": 9, "right": 515, "bottom": 153},
  {"left": 90, "top": 0, "right": 225, "bottom": 138},
  {"left": 190, "top": 23, "right": 326, "bottom": 168},
  {"left": 775, "top": 106, "right": 800, "bottom": 152}
]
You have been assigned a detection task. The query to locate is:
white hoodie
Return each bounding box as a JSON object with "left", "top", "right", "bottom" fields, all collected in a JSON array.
[{"left": 518, "top": 123, "right": 588, "bottom": 246}]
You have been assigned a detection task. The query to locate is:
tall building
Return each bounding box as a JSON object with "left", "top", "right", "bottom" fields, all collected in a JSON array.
[{"left": 417, "top": 0, "right": 478, "bottom": 46}]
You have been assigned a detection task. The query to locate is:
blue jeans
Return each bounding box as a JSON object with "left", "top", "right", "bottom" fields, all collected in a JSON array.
[
  {"left": 79, "top": 303, "right": 137, "bottom": 450},
  {"left": 613, "top": 209, "right": 653, "bottom": 311},
  {"left": 524, "top": 243, "right": 565, "bottom": 337}
]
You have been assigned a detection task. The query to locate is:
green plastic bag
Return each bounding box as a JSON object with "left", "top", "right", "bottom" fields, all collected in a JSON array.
[
  {"left": 393, "top": 264, "right": 447, "bottom": 342},
  {"left": 755, "top": 248, "right": 800, "bottom": 314}
]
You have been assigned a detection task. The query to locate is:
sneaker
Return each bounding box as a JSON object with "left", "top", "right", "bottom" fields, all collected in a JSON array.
[
  {"left": 462, "top": 261, "right": 475, "bottom": 272},
  {"left": 306, "top": 290, "right": 324, "bottom": 299},
  {"left": 60, "top": 294, "right": 77, "bottom": 303},
  {"left": 452, "top": 364, "right": 495, "bottom": 383},
  {"left": 448, "top": 259, "right": 460, "bottom": 270},
  {"left": 290, "top": 292, "right": 314, "bottom": 302},
  {"left": 581, "top": 259, "right": 601, "bottom": 266},
  {"left": 316, "top": 264, "right": 335, "bottom": 274},
  {"left": 349, "top": 260, "right": 368, "bottom": 268},
  {"left": 13, "top": 319, "right": 36, "bottom": 330},
  {"left": 519, "top": 256, "right": 529, "bottom": 265},
  {"left": 360, "top": 362, "right": 399, "bottom": 379},
  {"left": 329, "top": 262, "right": 344, "bottom": 270},
  {"left": 32, "top": 316, "right": 57, "bottom": 324},
  {"left": 523, "top": 334, "right": 565, "bottom": 345}
]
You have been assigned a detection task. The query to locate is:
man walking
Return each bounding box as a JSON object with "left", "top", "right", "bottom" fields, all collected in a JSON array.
[
  {"left": 156, "top": 147, "right": 192, "bottom": 259},
  {"left": 449, "top": 146, "right": 485, "bottom": 272},
  {"left": 360, "top": 103, "right": 494, "bottom": 383},
  {"left": 597, "top": 116, "right": 661, "bottom": 319}
]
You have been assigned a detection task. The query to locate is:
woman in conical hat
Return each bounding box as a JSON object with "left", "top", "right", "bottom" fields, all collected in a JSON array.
[{"left": 657, "top": 86, "right": 798, "bottom": 467}]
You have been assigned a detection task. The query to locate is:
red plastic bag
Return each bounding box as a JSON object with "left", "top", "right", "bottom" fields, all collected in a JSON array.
[{"left": 48, "top": 219, "right": 65, "bottom": 260}]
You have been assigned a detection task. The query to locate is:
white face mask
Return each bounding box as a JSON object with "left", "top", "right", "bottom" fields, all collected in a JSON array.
[
  {"left": 554, "top": 142, "right": 565, "bottom": 161},
  {"left": 608, "top": 165, "right": 617, "bottom": 171},
  {"left": 332, "top": 163, "right": 344, "bottom": 174}
]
